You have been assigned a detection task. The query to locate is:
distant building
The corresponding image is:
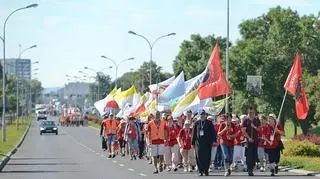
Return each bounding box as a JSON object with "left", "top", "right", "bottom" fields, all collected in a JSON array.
[{"left": 0, "top": 58, "right": 31, "bottom": 80}]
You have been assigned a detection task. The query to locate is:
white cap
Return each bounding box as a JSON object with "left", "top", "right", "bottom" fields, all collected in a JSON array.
[
  {"left": 109, "top": 113, "right": 114, "bottom": 116},
  {"left": 161, "top": 113, "right": 167, "bottom": 118},
  {"left": 269, "top": 113, "right": 277, "bottom": 119},
  {"left": 207, "top": 115, "right": 214, "bottom": 120}
]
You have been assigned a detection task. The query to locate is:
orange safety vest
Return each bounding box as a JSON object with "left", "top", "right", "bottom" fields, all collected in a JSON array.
[
  {"left": 149, "top": 120, "right": 166, "bottom": 141},
  {"left": 104, "top": 119, "right": 118, "bottom": 135}
]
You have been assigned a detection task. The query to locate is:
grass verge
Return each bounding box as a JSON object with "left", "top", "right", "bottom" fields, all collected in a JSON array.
[
  {"left": 280, "top": 155, "right": 320, "bottom": 172},
  {"left": 88, "top": 121, "right": 100, "bottom": 129},
  {"left": 284, "top": 120, "right": 302, "bottom": 138},
  {"left": 0, "top": 117, "right": 32, "bottom": 158}
]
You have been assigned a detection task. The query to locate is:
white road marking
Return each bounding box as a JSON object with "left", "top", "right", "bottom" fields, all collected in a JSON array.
[
  {"left": 138, "top": 173, "right": 147, "bottom": 177},
  {"left": 100, "top": 154, "right": 105, "bottom": 157},
  {"left": 95, "top": 153, "right": 100, "bottom": 155},
  {"left": 128, "top": 168, "right": 134, "bottom": 171},
  {"left": 119, "top": 164, "right": 125, "bottom": 167},
  {"left": 112, "top": 160, "right": 117, "bottom": 163}
]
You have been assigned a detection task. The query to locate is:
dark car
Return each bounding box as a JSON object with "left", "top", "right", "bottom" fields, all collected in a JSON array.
[{"left": 39, "top": 121, "right": 58, "bottom": 135}]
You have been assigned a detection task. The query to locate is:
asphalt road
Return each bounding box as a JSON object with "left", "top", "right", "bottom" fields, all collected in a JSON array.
[{"left": 0, "top": 117, "right": 315, "bottom": 179}]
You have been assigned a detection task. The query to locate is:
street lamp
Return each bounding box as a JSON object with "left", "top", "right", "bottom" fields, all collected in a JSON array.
[
  {"left": 128, "top": 30, "right": 175, "bottom": 85},
  {"left": 84, "top": 66, "right": 115, "bottom": 100},
  {"left": 225, "top": 0, "right": 230, "bottom": 113},
  {"left": 18, "top": 44, "right": 37, "bottom": 58},
  {"left": 100, "top": 56, "right": 134, "bottom": 87},
  {"left": 1, "top": 3, "right": 38, "bottom": 143}
]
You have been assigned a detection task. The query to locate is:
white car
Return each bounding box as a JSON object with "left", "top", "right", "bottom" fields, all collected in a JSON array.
[{"left": 37, "top": 110, "right": 47, "bottom": 121}]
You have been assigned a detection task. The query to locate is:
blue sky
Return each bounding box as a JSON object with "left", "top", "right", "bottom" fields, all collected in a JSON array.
[{"left": 0, "top": 0, "right": 318, "bottom": 88}]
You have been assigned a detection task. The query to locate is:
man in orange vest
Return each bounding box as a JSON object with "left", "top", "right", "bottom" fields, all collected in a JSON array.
[
  {"left": 104, "top": 113, "right": 119, "bottom": 158},
  {"left": 147, "top": 111, "right": 168, "bottom": 174}
]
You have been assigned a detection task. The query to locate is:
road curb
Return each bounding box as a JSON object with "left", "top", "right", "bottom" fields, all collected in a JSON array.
[
  {"left": 0, "top": 118, "right": 32, "bottom": 172},
  {"left": 279, "top": 166, "right": 320, "bottom": 177}
]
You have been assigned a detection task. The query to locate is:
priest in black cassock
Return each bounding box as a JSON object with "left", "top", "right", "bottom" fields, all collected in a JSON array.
[{"left": 191, "top": 110, "right": 216, "bottom": 176}]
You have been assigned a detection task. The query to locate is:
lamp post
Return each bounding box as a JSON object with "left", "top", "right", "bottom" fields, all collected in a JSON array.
[
  {"left": 128, "top": 31, "right": 175, "bottom": 85},
  {"left": 225, "top": 0, "right": 230, "bottom": 113},
  {"left": 83, "top": 66, "right": 112, "bottom": 100},
  {"left": 16, "top": 46, "right": 37, "bottom": 131},
  {"left": 1, "top": 3, "right": 38, "bottom": 143},
  {"left": 100, "top": 56, "right": 134, "bottom": 87}
]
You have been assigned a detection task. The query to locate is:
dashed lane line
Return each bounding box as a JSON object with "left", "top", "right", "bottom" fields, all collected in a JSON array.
[
  {"left": 138, "top": 173, "right": 147, "bottom": 177},
  {"left": 62, "top": 128, "right": 147, "bottom": 176}
]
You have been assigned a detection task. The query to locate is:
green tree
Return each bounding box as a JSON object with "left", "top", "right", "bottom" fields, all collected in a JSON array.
[
  {"left": 117, "top": 61, "right": 173, "bottom": 93},
  {"left": 229, "top": 7, "right": 320, "bottom": 134},
  {"left": 89, "top": 72, "right": 112, "bottom": 101},
  {"left": 173, "top": 34, "right": 230, "bottom": 80}
]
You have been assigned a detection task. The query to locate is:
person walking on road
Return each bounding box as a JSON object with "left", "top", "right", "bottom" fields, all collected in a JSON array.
[
  {"left": 125, "top": 117, "right": 141, "bottom": 160},
  {"left": 104, "top": 113, "right": 119, "bottom": 158},
  {"left": 241, "top": 107, "right": 261, "bottom": 176},
  {"left": 117, "top": 119, "right": 127, "bottom": 157},
  {"left": 191, "top": 110, "right": 215, "bottom": 176},
  {"left": 178, "top": 120, "right": 196, "bottom": 172},
  {"left": 147, "top": 111, "right": 168, "bottom": 174},
  {"left": 164, "top": 116, "right": 181, "bottom": 172},
  {"left": 218, "top": 114, "right": 237, "bottom": 177},
  {"left": 100, "top": 114, "right": 108, "bottom": 151}
]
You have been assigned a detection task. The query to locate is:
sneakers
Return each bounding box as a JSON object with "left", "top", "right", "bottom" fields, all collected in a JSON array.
[
  {"left": 248, "top": 170, "right": 254, "bottom": 176},
  {"left": 159, "top": 165, "right": 163, "bottom": 172},
  {"left": 153, "top": 169, "right": 159, "bottom": 174},
  {"left": 271, "top": 169, "right": 275, "bottom": 176},
  {"left": 173, "top": 167, "right": 178, "bottom": 172},
  {"left": 224, "top": 169, "right": 231, "bottom": 177},
  {"left": 133, "top": 155, "right": 137, "bottom": 160},
  {"left": 108, "top": 155, "right": 112, "bottom": 158},
  {"left": 188, "top": 167, "right": 193, "bottom": 172},
  {"left": 167, "top": 167, "right": 172, "bottom": 172},
  {"left": 204, "top": 171, "right": 209, "bottom": 176},
  {"left": 275, "top": 166, "right": 279, "bottom": 174},
  {"left": 260, "top": 166, "right": 265, "bottom": 172},
  {"left": 183, "top": 167, "right": 188, "bottom": 172}
]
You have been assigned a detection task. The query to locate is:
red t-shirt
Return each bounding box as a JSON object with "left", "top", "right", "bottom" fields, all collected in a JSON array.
[
  {"left": 264, "top": 125, "right": 281, "bottom": 149},
  {"left": 128, "top": 123, "right": 137, "bottom": 139},
  {"left": 258, "top": 125, "right": 268, "bottom": 147},
  {"left": 218, "top": 123, "right": 236, "bottom": 147},
  {"left": 233, "top": 125, "right": 244, "bottom": 146},
  {"left": 167, "top": 124, "right": 181, "bottom": 147},
  {"left": 178, "top": 128, "right": 192, "bottom": 150},
  {"left": 118, "top": 127, "right": 125, "bottom": 141},
  {"left": 212, "top": 123, "right": 219, "bottom": 147}
]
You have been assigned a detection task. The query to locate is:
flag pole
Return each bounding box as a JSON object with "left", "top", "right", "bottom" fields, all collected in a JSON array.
[{"left": 277, "top": 90, "right": 288, "bottom": 123}]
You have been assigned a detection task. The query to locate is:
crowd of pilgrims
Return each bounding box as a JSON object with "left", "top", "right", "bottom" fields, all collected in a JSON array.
[{"left": 99, "top": 107, "right": 285, "bottom": 177}]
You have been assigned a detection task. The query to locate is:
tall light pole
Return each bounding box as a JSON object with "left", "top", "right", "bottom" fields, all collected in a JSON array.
[
  {"left": 28, "top": 67, "right": 38, "bottom": 114},
  {"left": 16, "top": 46, "right": 37, "bottom": 130},
  {"left": 128, "top": 31, "right": 176, "bottom": 85},
  {"left": 100, "top": 56, "right": 134, "bottom": 87},
  {"left": 225, "top": 0, "right": 230, "bottom": 113},
  {"left": 83, "top": 66, "right": 112, "bottom": 100},
  {"left": 1, "top": 3, "right": 38, "bottom": 143}
]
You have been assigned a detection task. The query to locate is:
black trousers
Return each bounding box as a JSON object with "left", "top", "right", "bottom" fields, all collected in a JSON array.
[
  {"left": 245, "top": 142, "right": 258, "bottom": 171},
  {"left": 138, "top": 134, "right": 145, "bottom": 157},
  {"left": 266, "top": 148, "right": 280, "bottom": 164}
]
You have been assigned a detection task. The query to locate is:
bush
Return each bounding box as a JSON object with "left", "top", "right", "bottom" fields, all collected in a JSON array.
[
  {"left": 294, "top": 134, "right": 320, "bottom": 145},
  {"left": 283, "top": 140, "right": 320, "bottom": 157},
  {"left": 280, "top": 155, "right": 320, "bottom": 172}
]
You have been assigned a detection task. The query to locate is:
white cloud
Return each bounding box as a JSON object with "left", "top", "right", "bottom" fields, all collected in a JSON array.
[
  {"left": 184, "top": 6, "right": 224, "bottom": 18},
  {"left": 253, "top": 0, "right": 310, "bottom": 6}
]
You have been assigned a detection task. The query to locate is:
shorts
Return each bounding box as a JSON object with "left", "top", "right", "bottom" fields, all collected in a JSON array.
[
  {"left": 150, "top": 144, "right": 165, "bottom": 157},
  {"left": 119, "top": 140, "right": 126, "bottom": 148},
  {"left": 106, "top": 135, "right": 116, "bottom": 143},
  {"left": 127, "top": 138, "right": 139, "bottom": 151}
]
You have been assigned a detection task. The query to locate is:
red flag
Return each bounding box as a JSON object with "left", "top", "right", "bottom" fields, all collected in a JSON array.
[
  {"left": 132, "top": 104, "right": 146, "bottom": 117},
  {"left": 284, "top": 52, "right": 309, "bottom": 120},
  {"left": 198, "top": 42, "right": 232, "bottom": 99}
]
